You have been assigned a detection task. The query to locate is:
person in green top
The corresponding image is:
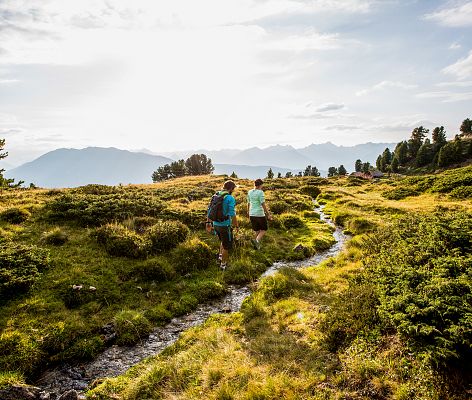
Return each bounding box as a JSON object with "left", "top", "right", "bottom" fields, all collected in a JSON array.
[{"left": 247, "top": 178, "right": 272, "bottom": 249}]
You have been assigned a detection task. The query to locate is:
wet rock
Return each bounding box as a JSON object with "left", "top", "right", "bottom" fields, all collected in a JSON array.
[
  {"left": 0, "top": 385, "right": 42, "bottom": 400},
  {"left": 57, "top": 390, "right": 79, "bottom": 400},
  {"left": 293, "top": 243, "right": 306, "bottom": 252}
]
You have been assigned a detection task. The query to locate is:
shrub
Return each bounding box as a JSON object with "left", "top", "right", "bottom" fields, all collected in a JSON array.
[
  {"left": 279, "top": 213, "right": 305, "bottom": 229},
  {"left": 0, "top": 243, "right": 50, "bottom": 302},
  {"left": 41, "top": 227, "right": 68, "bottom": 245},
  {"left": 172, "top": 239, "right": 213, "bottom": 274},
  {"left": 60, "top": 336, "right": 104, "bottom": 361},
  {"left": 114, "top": 310, "right": 153, "bottom": 346},
  {"left": 258, "top": 268, "right": 310, "bottom": 301},
  {"left": 269, "top": 201, "right": 290, "bottom": 215},
  {"left": 365, "top": 212, "right": 472, "bottom": 365},
  {"left": 0, "top": 330, "right": 43, "bottom": 376},
  {"left": 95, "top": 224, "right": 149, "bottom": 258},
  {"left": 292, "top": 200, "right": 313, "bottom": 211},
  {"left": 321, "top": 284, "right": 380, "bottom": 351},
  {"left": 347, "top": 217, "right": 375, "bottom": 235},
  {"left": 312, "top": 236, "right": 335, "bottom": 251},
  {"left": 302, "top": 210, "right": 320, "bottom": 219},
  {"left": 299, "top": 185, "right": 321, "bottom": 198},
  {"left": 46, "top": 192, "right": 165, "bottom": 226},
  {"left": 128, "top": 216, "right": 159, "bottom": 233},
  {"left": 134, "top": 259, "right": 175, "bottom": 282},
  {"left": 61, "top": 285, "right": 97, "bottom": 309},
  {"left": 223, "top": 259, "right": 267, "bottom": 285},
  {"left": 382, "top": 187, "right": 420, "bottom": 200},
  {"left": 190, "top": 280, "right": 227, "bottom": 302},
  {"left": 144, "top": 305, "right": 173, "bottom": 325},
  {"left": 331, "top": 211, "right": 350, "bottom": 226},
  {"left": 449, "top": 186, "right": 472, "bottom": 199},
  {"left": 147, "top": 220, "right": 190, "bottom": 253},
  {"left": 0, "top": 207, "right": 30, "bottom": 224}
]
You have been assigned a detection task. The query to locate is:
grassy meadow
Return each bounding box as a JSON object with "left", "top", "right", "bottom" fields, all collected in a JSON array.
[
  {"left": 0, "top": 175, "right": 334, "bottom": 387},
  {"left": 86, "top": 166, "right": 472, "bottom": 400}
]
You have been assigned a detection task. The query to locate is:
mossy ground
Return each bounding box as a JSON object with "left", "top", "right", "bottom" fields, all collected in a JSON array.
[
  {"left": 0, "top": 176, "right": 332, "bottom": 383},
  {"left": 88, "top": 166, "right": 472, "bottom": 400}
]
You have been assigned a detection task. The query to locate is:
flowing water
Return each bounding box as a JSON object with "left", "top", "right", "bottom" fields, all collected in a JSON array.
[{"left": 36, "top": 205, "right": 349, "bottom": 395}]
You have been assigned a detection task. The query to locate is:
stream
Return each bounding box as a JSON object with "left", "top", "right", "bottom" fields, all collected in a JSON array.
[{"left": 36, "top": 205, "right": 349, "bottom": 396}]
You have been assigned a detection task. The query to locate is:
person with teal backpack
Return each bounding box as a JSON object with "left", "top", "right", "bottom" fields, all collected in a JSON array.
[{"left": 206, "top": 180, "right": 239, "bottom": 270}]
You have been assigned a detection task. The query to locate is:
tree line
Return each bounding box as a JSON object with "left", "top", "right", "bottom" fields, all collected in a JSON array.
[
  {"left": 374, "top": 118, "right": 472, "bottom": 173},
  {"left": 152, "top": 154, "right": 214, "bottom": 182}
]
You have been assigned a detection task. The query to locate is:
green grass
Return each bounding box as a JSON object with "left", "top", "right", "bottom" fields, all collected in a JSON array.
[
  {"left": 0, "top": 176, "right": 331, "bottom": 383},
  {"left": 88, "top": 166, "right": 472, "bottom": 400}
]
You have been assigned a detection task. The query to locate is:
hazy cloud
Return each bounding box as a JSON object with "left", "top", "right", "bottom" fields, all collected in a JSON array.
[
  {"left": 325, "top": 124, "right": 361, "bottom": 131},
  {"left": 416, "top": 90, "right": 472, "bottom": 103},
  {"left": 315, "top": 103, "right": 345, "bottom": 112},
  {"left": 443, "top": 50, "right": 472, "bottom": 79},
  {"left": 424, "top": 1, "right": 472, "bottom": 27},
  {"left": 356, "top": 80, "right": 418, "bottom": 96}
]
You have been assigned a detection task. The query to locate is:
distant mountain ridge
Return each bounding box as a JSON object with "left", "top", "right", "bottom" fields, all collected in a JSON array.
[
  {"left": 6, "top": 142, "right": 396, "bottom": 188},
  {"left": 161, "top": 142, "right": 396, "bottom": 170}
]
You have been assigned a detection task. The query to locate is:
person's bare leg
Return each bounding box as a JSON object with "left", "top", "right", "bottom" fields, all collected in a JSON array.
[
  {"left": 256, "top": 230, "right": 266, "bottom": 242},
  {"left": 254, "top": 230, "right": 260, "bottom": 239},
  {"left": 221, "top": 248, "right": 229, "bottom": 263}
]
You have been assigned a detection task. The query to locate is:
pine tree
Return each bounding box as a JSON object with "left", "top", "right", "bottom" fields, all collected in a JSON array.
[
  {"left": 338, "top": 165, "right": 347, "bottom": 175},
  {"left": 311, "top": 166, "right": 320, "bottom": 177},
  {"left": 328, "top": 167, "right": 337, "bottom": 177},
  {"left": 355, "top": 159, "right": 362, "bottom": 172},
  {"left": 416, "top": 139, "right": 433, "bottom": 167},
  {"left": 267, "top": 168, "right": 274, "bottom": 179},
  {"left": 277, "top": 172, "right": 282, "bottom": 178},
  {"left": 432, "top": 126, "right": 447, "bottom": 145},
  {"left": 395, "top": 141, "right": 408, "bottom": 165},
  {"left": 230, "top": 171, "right": 238, "bottom": 179},
  {"left": 391, "top": 157, "right": 399, "bottom": 173},
  {"left": 285, "top": 171, "right": 293, "bottom": 178},
  {"left": 408, "top": 126, "right": 428, "bottom": 159},
  {"left": 362, "top": 162, "right": 371, "bottom": 174},
  {"left": 460, "top": 118, "right": 472, "bottom": 136}
]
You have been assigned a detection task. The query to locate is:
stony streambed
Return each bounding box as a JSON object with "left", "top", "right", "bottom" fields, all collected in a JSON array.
[{"left": 35, "top": 206, "right": 349, "bottom": 397}]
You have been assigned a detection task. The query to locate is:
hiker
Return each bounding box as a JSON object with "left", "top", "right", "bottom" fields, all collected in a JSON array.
[
  {"left": 247, "top": 178, "right": 272, "bottom": 249},
  {"left": 206, "top": 180, "right": 239, "bottom": 270}
]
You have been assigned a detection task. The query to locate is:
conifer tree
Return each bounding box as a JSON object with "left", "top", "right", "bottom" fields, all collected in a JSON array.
[{"left": 267, "top": 168, "right": 274, "bottom": 179}]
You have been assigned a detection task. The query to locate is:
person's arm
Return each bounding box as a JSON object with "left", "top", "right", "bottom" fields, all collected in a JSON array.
[
  {"left": 232, "top": 215, "right": 239, "bottom": 230},
  {"left": 262, "top": 202, "right": 272, "bottom": 220}
]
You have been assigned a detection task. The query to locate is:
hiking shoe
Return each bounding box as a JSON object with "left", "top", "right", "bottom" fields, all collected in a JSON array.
[
  {"left": 251, "top": 239, "right": 258, "bottom": 249},
  {"left": 216, "top": 253, "right": 222, "bottom": 261},
  {"left": 220, "top": 262, "right": 227, "bottom": 271}
]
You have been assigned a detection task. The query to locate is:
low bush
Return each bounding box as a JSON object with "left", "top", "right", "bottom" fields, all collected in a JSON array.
[
  {"left": 95, "top": 224, "right": 149, "bottom": 258},
  {"left": 292, "top": 200, "right": 313, "bottom": 211},
  {"left": 144, "top": 305, "right": 173, "bottom": 325},
  {"left": 46, "top": 192, "right": 165, "bottom": 226},
  {"left": 365, "top": 212, "right": 472, "bottom": 366},
  {"left": 269, "top": 200, "right": 290, "bottom": 215},
  {"left": 60, "top": 336, "right": 104, "bottom": 361},
  {"left": 347, "top": 217, "right": 375, "bottom": 235},
  {"left": 129, "top": 216, "right": 159, "bottom": 233},
  {"left": 114, "top": 310, "right": 153, "bottom": 346},
  {"left": 258, "top": 268, "right": 310, "bottom": 301},
  {"left": 147, "top": 220, "right": 190, "bottom": 253},
  {"left": 331, "top": 211, "right": 350, "bottom": 226},
  {"left": 449, "top": 185, "right": 472, "bottom": 199},
  {"left": 190, "top": 280, "right": 227, "bottom": 302},
  {"left": 134, "top": 259, "right": 175, "bottom": 282},
  {"left": 279, "top": 213, "right": 305, "bottom": 229},
  {"left": 312, "top": 236, "right": 335, "bottom": 251},
  {"left": 61, "top": 285, "right": 98, "bottom": 309},
  {"left": 0, "top": 207, "right": 30, "bottom": 224},
  {"left": 0, "top": 330, "right": 43, "bottom": 376},
  {"left": 299, "top": 185, "right": 321, "bottom": 198},
  {"left": 172, "top": 239, "right": 213, "bottom": 274},
  {"left": 321, "top": 284, "right": 380, "bottom": 351},
  {"left": 223, "top": 259, "right": 267, "bottom": 285},
  {"left": 382, "top": 187, "right": 420, "bottom": 200},
  {"left": 41, "top": 227, "right": 68, "bottom": 245},
  {"left": 302, "top": 210, "right": 320, "bottom": 219},
  {"left": 0, "top": 243, "right": 50, "bottom": 302}
]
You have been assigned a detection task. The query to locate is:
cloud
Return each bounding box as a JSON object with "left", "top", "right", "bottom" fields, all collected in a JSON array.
[
  {"left": 449, "top": 42, "right": 461, "bottom": 50},
  {"left": 416, "top": 90, "right": 472, "bottom": 103},
  {"left": 424, "top": 1, "right": 472, "bottom": 27},
  {"left": 356, "top": 80, "right": 418, "bottom": 96},
  {"left": 436, "top": 80, "right": 472, "bottom": 88},
  {"left": 325, "top": 124, "right": 361, "bottom": 131},
  {"left": 0, "top": 79, "right": 20, "bottom": 84},
  {"left": 443, "top": 51, "right": 472, "bottom": 80},
  {"left": 315, "top": 102, "right": 345, "bottom": 112}
]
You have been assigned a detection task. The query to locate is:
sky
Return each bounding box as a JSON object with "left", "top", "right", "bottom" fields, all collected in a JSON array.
[{"left": 0, "top": 0, "right": 472, "bottom": 166}]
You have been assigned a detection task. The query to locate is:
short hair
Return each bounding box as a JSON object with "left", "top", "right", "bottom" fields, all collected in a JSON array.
[
  {"left": 254, "top": 178, "right": 263, "bottom": 187},
  {"left": 223, "top": 180, "right": 236, "bottom": 191}
]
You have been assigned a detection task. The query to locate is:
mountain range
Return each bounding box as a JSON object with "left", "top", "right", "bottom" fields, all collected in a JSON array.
[{"left": 5, "top": 142, "right": 395, "bottom": 188}]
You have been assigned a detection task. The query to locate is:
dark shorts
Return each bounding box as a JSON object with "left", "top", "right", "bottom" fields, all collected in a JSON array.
[
  {"left": 214, "top": 226, "right": 233, "bottom": 250},
  {"left": 250, "top": 216, "right": 268, "bottom": 231}
]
